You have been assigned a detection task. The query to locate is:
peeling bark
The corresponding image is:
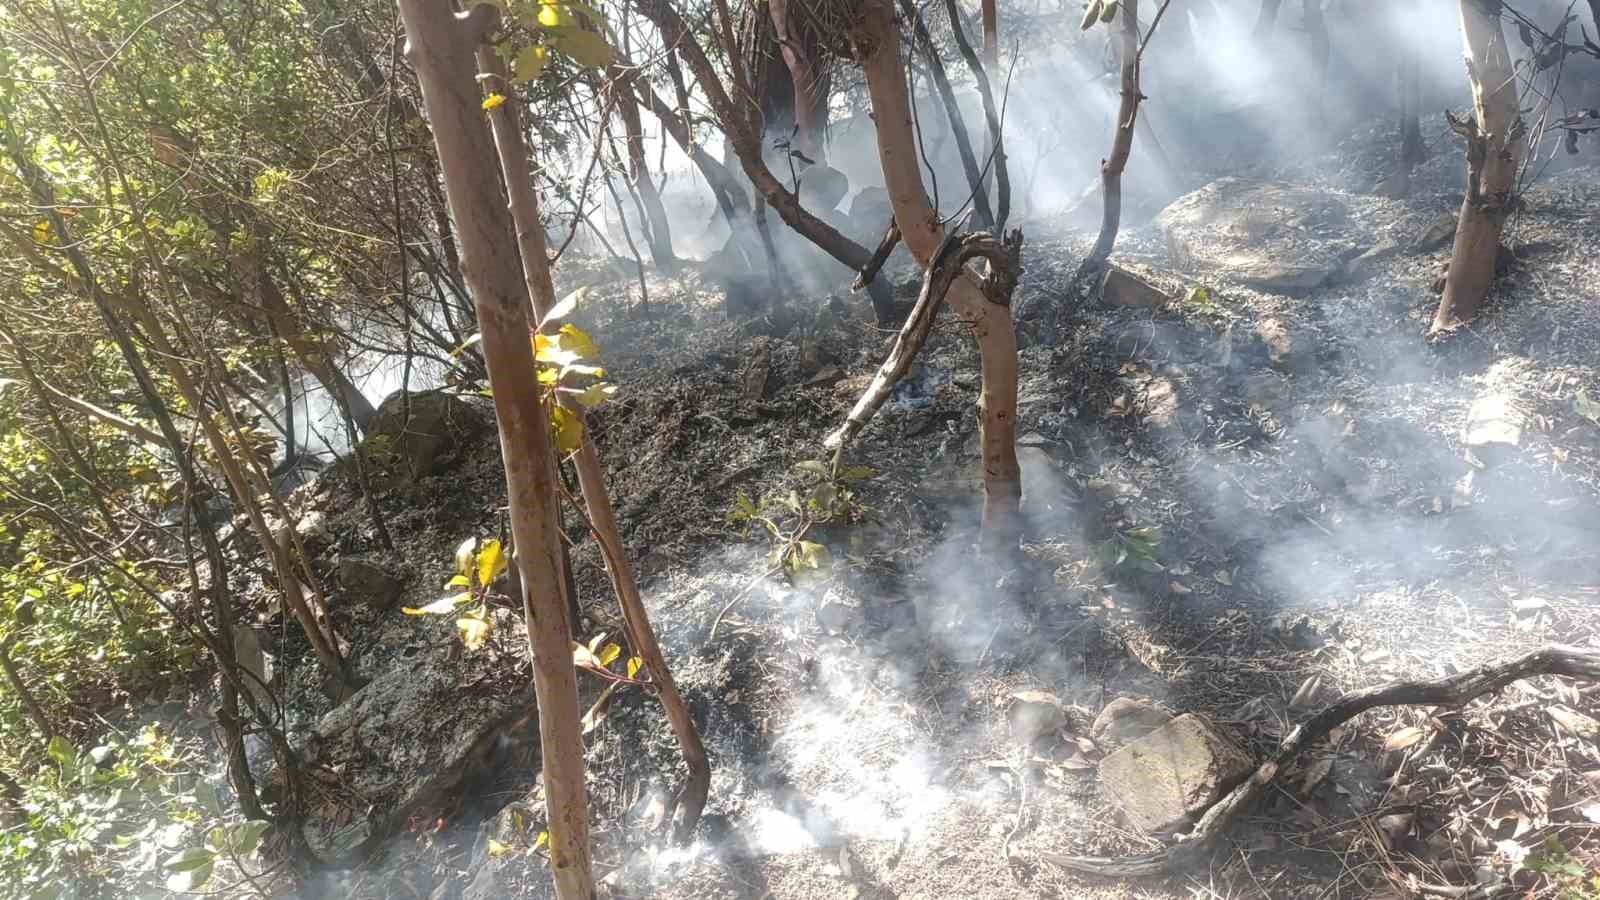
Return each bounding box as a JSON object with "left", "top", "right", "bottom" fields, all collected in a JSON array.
[{"left": 1431, "top": 0, "right": 1527, "bottom": 336}]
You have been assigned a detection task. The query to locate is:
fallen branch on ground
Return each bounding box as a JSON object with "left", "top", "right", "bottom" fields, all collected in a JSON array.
[{"left": 1041, "top": 644, "right": 1600, "bottom": 878}]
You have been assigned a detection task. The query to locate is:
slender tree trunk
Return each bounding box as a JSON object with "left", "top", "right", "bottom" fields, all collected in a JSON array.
[
  {"left": 943, "top": 0, "right": 1011, "bottom": 232},
  {"left": 398, "top": 5, "right": 594, "bottom": 896},
  {"left": 0, "top": 636, "right": 54, "bottom": 746},
  {"left": 610, "top": 70, "right": 677, "bottom": 270},
  {"left": 980, "top": 0, "right": 999, "bottom": 202},
  {"left": 768, "top": 0, "right": 828, "bottom": 162},
  {"left": 632, "top": 0, "right": 897, "bottom": 324},
  {"left": 901, "top": 0, "right": 993, "bottom": 229},
  {"left": 1087, "top": 0, "right": 1141, "bottom": 269},
  {"left": 854, "top": 1, "right": 1021, "bottom": 552},
  {"left": 1432, "top": 0, "right": 1527, "bottom": 336}
]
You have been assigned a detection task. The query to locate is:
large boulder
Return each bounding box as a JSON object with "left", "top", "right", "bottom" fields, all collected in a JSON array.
[
  {"left": 288, "top": 633, "right": 535, "bottom": 862},
  {"left": 362, "top": 390, "right": 489, "bottom": 486},
  {"left": 798, "top": 164, "right": 850, "bottom": 213},
  {"left": 1155, "top": 178, "right": 1349, "bottom": 295}
]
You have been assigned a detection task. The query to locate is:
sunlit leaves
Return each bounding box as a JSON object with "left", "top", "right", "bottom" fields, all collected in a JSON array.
[
  {"left": 476, "top": 538, "right": 507, "bottom": 587},
  {"left": 401, "top": 593, "right": 472, "bottom": 616},
  {"left": 626, "top": 656, "right": 643, "bottom": 679},
  {"left": 550, "top": 404, "right": 583, "bottom": 454},
  {"left": 482, "top": 93, "right": 507, "bottom": 111},
  {"left": 457, "top": 611, "right": 492, "bottom": 650}
]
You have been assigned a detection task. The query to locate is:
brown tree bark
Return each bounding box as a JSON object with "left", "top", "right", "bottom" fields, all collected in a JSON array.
[
  {"left": 851, "top": 1, "right": 1022, "bottom": 552},
  {"left": 0, "top": 636, "right": 54, "bottom": 746},
  {"left": 943, "top": 0, "right": 1010, "bottom": 232},
  {"left": 1431, "top": 0, "right": 1528, "bottom": 336},
  {"left": 481, "top": 47, "right": 710, "bottom": 838},
  {"left": 901, "top": 0, "right": 993, "bottom": 229},
  {"left": 768, "top": 0, "right": 829, "bottom": 162},
  {"left": 397, "top": 4, "right": 593, "bottom": 896}
]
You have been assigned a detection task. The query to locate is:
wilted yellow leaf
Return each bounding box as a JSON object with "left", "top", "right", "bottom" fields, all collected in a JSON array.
[
  {"left": 537, "top": 2, "right": 561, "bottom": 28},
  {"left": 626, "top": 656, "right": 643, "bottom": 679},
  {"left": 455, "top": 537, "right": 478, "bottom": 576},
  {"left": 458, "top": 615, "right": 492, "bottom": 650},
  {"left": 482, "top": 93, "right": 506, "bottom": 111},
  {"left": 533, "top": 332, "right": 579, "bottom": 367},
  {"left": 488, "top": 838, "right": 512, "bottom": 858},
  {"left": 534, "top": 831, "right": 549, "bottom": 850},
  {"left": 538, "top": 286, "right": 587, "bottom": 329},
  {"left": 597, "top": 642, "right": 621, "bottom": 668},
  {"left": 565, "top": 382, "right": 616, "bottom": 408},
  {"left": 446, "top": 574, "right": 471, "bottom": 589},
  {"left": 1383, "top": 726, "right": 1428, "bottom": 751}
]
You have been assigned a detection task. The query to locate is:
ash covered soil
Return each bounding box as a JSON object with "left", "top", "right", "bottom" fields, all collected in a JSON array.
[{"left": 277, "top": 119, "right": 1600, "bottom": 900}]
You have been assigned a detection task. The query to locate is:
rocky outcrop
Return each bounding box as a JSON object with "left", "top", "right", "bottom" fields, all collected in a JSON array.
[
  {"left": 362, "top": 390, "right": 491, "bottom": 486},
  {"left": 1156, "top": 178, "right": 1349, "bottom": 296}
]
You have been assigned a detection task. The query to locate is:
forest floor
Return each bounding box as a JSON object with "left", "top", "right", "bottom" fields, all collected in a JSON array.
[{"left": 209, "top": 114, "right": 1600, "bottom": 900}]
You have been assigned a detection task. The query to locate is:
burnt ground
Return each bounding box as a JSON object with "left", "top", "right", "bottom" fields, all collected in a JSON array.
[{"left": 243, "top": 114, "right": 1600, "bottom": 900}]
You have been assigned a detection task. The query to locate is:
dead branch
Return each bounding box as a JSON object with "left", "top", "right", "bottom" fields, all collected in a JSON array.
[
  {"left": 1040, "top": 644, "right": 1600, "bottom": 878},
  {"left": 825, "top": 226, "right": 1022, "bottom": 454},
  {"left": 852, "top": 220, "right": 901, "bottom": 293}
]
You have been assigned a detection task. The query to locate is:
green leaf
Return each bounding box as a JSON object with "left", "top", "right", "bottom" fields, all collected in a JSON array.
[
  {"left": 557, "top": 323, "right": 600, "bottom": 360},
  {"left": 166, "top": 858, "right": 214, "bottom": 892},
  {"left": 47, "top": 735, "right": 75, "bottom": 767},
  {"left": 513, "top": 45, "right": 549, "bottom": 84},
  {"left": 793, "top": 460, "right": 829, "bottom": 479},
  {"left": 837, "top": 465, "right": 877, "bottom": 484},
  {"left": 402, "top": 593, "right": 473, "bottom": 616},
  {"left": 1576, "top": 387, "right": 1600, "bottom": 425},
  {"left": 488, "top": 838, "right": 513, "bottom": 858},
  {"left": 795, "top": 541, "right": 830, "bottom": 570},
  {"left": 553, "top": 29, "right": 614, "bottom": 69},
  {"left": 164, "top": 846, "right": 216, "bottom": 873},
  {"left": 230, "top": 820, "right": 270, "bottom": 855},
  {"left": 564, "top": 382, "right": 616, "bottom": 408},
  {"left": 1080, "top": 0, "right": 1104, "bottom": 30}
]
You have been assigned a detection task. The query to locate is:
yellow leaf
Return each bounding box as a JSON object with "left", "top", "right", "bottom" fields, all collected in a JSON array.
[
  {"left": 534, "top": 831, "right": 549, "bottom": 851},
  {"left": 482, "top": 93, "right": 507, "bottom": 111},
  {"left": 32, "top": 220, "right": 51, "bottom": 245},
  {"left": 457, "top": 615, "right": 492, "bottom": 650},
  {"left": 550, "top": 404, "right": 583, "bottom": 454},
  {"left": 402, "top": 593, "right": 472, "bottom": 616},
  {"left": 597, "top": 642, "right": 621, "bottom": 668},
  {"left": 537, "top": 3, "right": 561, "bottom": 28},
  {"left": 626, "top": 656, "right": 643, "bottom": 679},
  {"left": 537, "top": 286, "right": 588, "bottom": 330},
  {"left": 446, "top": 574, "right": 471, "bottom": 589},
  {"left": 557, "top": 323, "right": 600, "bottom": 360},
  {"left": 537, "top": 366, "right": 560, "bottom": 386},
  {"left": 477, "top": 538, "right": 507, "bottom": 586},
  {"left": 563, "top": 382, "right": 615, "bottom": 408},
  {"left": 455, "top": 537, "right": 478, "bottom": 576},
  {"left": 488, "top": 838, "right": 512, "bottom": 858},
  {"left": 534, "top": 333, "right": 579, "bottom": 367},
  {"left": 571, "top": 640, "right": 597, "bottom": 668}
]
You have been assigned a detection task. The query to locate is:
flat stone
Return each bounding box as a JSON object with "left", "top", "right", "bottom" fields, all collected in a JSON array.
[
  {"left": 1090, "top": 697, "right": 1173, "bottom": 753},
  {"left": 1099, "top": 266, "right": 1171, "bottom": 308},
  {"left": 1335, "top": 237, "right": 1402, "bottom": 284},
  {"left": 338, "top": 554, "right": 405, "bottom": 611},
  {"left": 1412, "top": 212, "right": 1458, "bottom": 252},
  {"left": 1463, "top": 394, "right": 1523, "bottom": 457},
  {"left": 1155, "top": 178, "right": 1347, "bottom": 296},
  {"left": 1009, "top": 691, "right": 1067, "bottom": 744},
  {"left": 1098, "top": 713, "right": 1252, "bottom": 832}
]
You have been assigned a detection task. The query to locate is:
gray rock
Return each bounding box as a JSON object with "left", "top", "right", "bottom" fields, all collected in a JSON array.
[
  {"left": 1008, "top": 691, "right": 1067, "bottom": 744},
  {"left": 294, "top": 645, "right": 535, "bottom": 863},
  {"left": 363, "top": 390, "right": 489, "bottom": 485},
  {"left": 1097, "top": 713, "right": 1252, "bottom": 832},
  {"left": 338, "top": 554, "right": 405, "bottom": 611},
  {"left": 1463, "top": 393, "right": 1523, "bottom": 460},
  {"left": 1412, "top": 212, "right": 1458, "bottom": 252},
  {"left": 1091, "top": 697, "right": 1173, "bottom": 753},
  {"left": 798, "top": 164, "right": 850, "bottom": 212},
  {"left": 1099, "top": 266, "right": 1171, "bottom": 309},
  {"left": 1155, "top": 178, "right": 1347, "bottom": 296},
  {"left": 1334, "top": 237, "right": 1402, "bottom": 284},
  {"left": 1253, "top": 316, "right": 1298, "bottom": 367}
]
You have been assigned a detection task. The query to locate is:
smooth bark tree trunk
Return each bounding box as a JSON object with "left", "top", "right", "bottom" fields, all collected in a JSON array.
[
  {"left": 632, "top": 0, "right": 898, "bottom": 324},
  {"left": 610, "top": 70, "right": 678, "bottom": 270},
  {"left": 1432, "top": 0, "right": 1527, "bottom": 336},
  {"left": 854, "top": 1, "right": 1021, "bottom": 552},
  {"left": 1087, "top": 0, "right": 1141, "bottom": 269},
  {"left": 768, "top": 0, "right": 828, "bottom": 162},
  {"left": 901, "top": 0, "right": 993, "bottom": 229},
  {"left": 944, "top": 0, "right": 1010, "bottom": 232},
  {"left": 397, "top": 5, "right": 593, "bottom": 896}
]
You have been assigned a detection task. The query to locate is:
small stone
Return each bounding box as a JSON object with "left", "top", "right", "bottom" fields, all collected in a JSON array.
[
  {"left": 1413, "top": 212, "right": 1457, "bottom": 252},
  {"left": 1090, "top": 697, "right": 1173, "bottom": 753},
  {"left": 1463, "top": 394, "right": 1523, "bottom": 459},
  {"left": 1097, "top": 713, "right": 1253, "bottom": 832},
  {"left": 338, "top": 554, "right": 404, "bottom": 611},
  {"left": 1099, "top": 266, "right": 1171, "bottom": 308},
  {"left": 1008, "top": 691, "right": 1067, "bottom": 744},
  {"left": 1253, "top": 317, "right": 1297, "bottom": 367}
]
